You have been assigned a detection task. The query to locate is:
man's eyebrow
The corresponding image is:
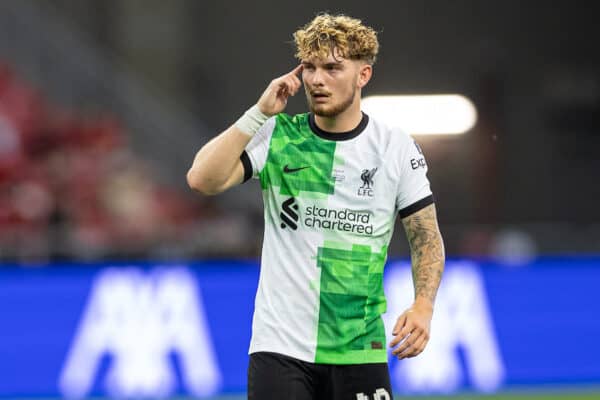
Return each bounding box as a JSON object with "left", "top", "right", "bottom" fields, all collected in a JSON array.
[{"left": 301, "top": 61, "right": 344, "bottom": 67}]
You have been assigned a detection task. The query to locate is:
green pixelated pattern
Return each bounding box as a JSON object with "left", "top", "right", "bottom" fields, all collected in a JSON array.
[
  {"left": 259, "top": 114, "right": 337, "bottom": 196},
  {"left": 315, "top": 243, "right": 388, "bottom": 364}
]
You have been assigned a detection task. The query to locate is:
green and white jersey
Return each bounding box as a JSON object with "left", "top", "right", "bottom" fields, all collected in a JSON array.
[{"left": 240, "top": 112, "right": 433, "bottom": 365}]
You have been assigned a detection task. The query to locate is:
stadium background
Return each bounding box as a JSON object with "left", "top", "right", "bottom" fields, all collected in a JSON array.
[{"left": 0, "top": 1, "right": 599, "bottom": 399}]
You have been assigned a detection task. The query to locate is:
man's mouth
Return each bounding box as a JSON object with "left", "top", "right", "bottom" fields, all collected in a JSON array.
[
  {"left": 311, "top": 92, "right": 330, "bottom": 101},
  {"left": 310, "top": 92, "right": 329, "bottom": 98}
]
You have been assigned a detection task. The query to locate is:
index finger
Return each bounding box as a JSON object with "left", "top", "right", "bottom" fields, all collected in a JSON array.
[
  {"left": 288, "top": 64, "right": 303, "bottom": 77},
  {"left": 389, "top": 333, "right": 405, "bottom": 348},
  {"left": 389, "top": 327, "right": 411, "bottom": 348}
]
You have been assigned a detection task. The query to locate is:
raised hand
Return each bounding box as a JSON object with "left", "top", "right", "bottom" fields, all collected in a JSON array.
[{"left": 256, "top": 65, "right": 303, "bottom": 117}]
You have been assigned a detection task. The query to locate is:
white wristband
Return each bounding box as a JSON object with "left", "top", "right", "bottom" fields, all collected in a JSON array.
[{"left": 234, "top": 105, "right": 270, "bottom": 137}]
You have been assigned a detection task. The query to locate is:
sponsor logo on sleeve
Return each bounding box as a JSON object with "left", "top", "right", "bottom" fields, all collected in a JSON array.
[
  {"left": 410, "top": 158, "right": 427, "bottom": 170},
  {"left": 411, "top": 140, "right": 427, "bottom": 169}
]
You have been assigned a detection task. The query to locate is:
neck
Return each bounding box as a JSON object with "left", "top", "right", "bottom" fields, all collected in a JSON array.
[{"left": 314, "top": 98, "right": 362, "bottom": 133}]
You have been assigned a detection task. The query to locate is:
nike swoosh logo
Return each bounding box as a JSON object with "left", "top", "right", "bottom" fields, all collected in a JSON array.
[{"left": 283, "top": 165, "right": 310, "bottom": 173}]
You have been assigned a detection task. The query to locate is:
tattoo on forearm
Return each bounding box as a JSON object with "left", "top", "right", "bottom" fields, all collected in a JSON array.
[{"left": 402, "top": 204, "right": 445, "bottom": 304}]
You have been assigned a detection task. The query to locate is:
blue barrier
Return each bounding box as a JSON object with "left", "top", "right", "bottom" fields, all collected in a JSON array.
[{"left": 0, "top": 258, "right": 599, "bottom": 398}]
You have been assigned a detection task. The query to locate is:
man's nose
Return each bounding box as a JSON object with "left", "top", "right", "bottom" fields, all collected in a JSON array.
[{"left": 309, "top": 68, "right": 325, "bottom": 86}]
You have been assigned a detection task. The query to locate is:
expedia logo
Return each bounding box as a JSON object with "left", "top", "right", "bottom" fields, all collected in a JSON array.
[
  {"left": 411, "top": 140, "right": 427, "bottom": 170},
  {"left": 280, "top": 197, "right": 299, "bottom": 230}
]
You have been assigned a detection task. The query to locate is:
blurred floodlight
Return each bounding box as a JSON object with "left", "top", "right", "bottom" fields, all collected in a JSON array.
[{"left": 362, "top": 94, "right": 477, "bottom": 135}]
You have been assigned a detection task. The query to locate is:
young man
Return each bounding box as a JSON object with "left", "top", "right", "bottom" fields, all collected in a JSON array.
[{"left": 187, "top": 14, "right": 444, "bottom": 400}]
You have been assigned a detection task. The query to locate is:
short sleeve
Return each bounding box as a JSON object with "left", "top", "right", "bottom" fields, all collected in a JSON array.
[
  {"left": 240, "top": 116, "right": 276, "bottom": 182},
  {"left": 395, "top": 136, "right": 434, "bottom": 218}
]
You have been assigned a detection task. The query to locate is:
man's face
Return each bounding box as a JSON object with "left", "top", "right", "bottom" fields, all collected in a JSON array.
[{"left": 301, "top": 52, "right": 362, "bottom": 117}]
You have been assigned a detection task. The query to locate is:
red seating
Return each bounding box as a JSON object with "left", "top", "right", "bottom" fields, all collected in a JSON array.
[{"left": 0, "top": 61, "right": 206, "bottom": 262}]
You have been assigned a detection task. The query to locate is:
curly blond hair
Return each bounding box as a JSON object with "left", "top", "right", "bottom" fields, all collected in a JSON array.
[{"left": 293, "top": 13, "right": 379, "bottom": 65}]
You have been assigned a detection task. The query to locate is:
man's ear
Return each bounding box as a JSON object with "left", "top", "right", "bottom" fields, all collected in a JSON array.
[{"left": 357, "top": 63, "right": 373, "bottom": 88}]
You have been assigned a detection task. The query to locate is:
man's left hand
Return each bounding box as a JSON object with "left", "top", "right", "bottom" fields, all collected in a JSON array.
[{"left": 389, "top": 302, "right": 433, "bottom": 359}]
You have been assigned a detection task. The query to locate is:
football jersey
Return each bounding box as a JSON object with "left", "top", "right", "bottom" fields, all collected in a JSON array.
[{"left": 240, "top": 112, "right": 433, "bottom": 364}]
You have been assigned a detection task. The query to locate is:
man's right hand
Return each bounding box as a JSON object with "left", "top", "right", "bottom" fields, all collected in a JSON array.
[
  {"left": 257, "top": 65, "right": 303, "bottom": 116},
  {"left": 187, "top": 65, "right": 302, "bottom": 196}
]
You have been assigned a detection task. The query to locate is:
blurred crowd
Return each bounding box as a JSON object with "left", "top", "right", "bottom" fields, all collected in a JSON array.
[
  {"left": 0, "top": 61, "right": 544, "bottom": 265},
  {"left": 0, "top": 62, "right": 255, "bottom": 264}
]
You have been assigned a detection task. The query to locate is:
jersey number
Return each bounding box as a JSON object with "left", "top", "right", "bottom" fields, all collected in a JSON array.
[{"left": 356, "top": 388, "right": 391, "bottom": 400}]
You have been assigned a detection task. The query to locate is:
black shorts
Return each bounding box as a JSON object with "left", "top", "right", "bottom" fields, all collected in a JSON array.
[{"left": 248, "top": 351, "right": 393, "bottom": 400}]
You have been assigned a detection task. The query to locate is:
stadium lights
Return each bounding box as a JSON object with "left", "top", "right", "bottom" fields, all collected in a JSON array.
[{"left": 362, "top": 94, "right": 477, "bottom": 135}]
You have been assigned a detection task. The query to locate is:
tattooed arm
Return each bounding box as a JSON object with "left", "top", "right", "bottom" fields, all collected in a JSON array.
[
  {"left": 389, "top": 203, "right": 445, "bottom": 359},
  {"left": 404, "top": 203, "right": 445, "bottom": 306}
]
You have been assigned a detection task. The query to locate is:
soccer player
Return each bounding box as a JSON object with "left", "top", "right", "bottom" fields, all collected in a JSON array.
[{"left": 187, "top": 13, "right": 445, "bottom": 400}]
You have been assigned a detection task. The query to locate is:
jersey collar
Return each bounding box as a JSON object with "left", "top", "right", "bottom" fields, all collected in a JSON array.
[{"left": 308, "top": 112, "right": 369, "bottom": 141}]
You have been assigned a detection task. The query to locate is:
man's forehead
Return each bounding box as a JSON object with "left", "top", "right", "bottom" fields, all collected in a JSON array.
[{"left": 301, "top": 53, "right": 347, "bottom": 65}]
